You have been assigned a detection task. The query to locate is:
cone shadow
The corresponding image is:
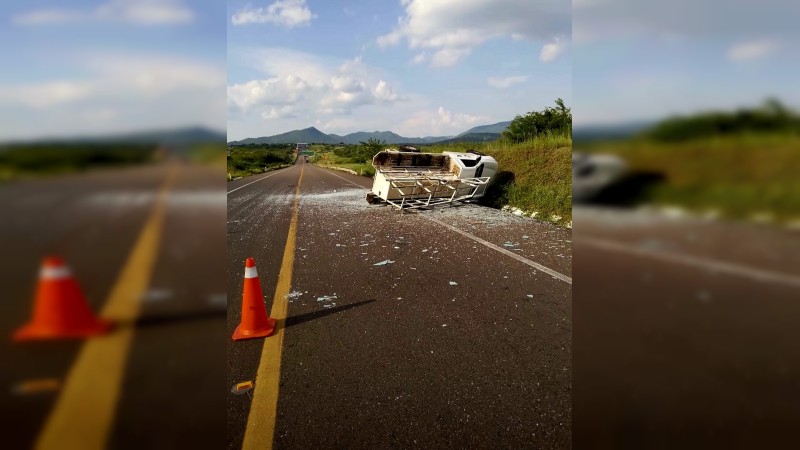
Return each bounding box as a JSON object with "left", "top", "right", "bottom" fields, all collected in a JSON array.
[
  {"left": 133, "top": 308, "right": 227, "bottom": 328},
  {"left": 284, "top": 299, "right": 376, "bottom": 329}
]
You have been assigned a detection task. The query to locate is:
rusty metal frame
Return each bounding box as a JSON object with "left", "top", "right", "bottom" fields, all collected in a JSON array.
[{"left": 378, "top": 171, "right": 490, "bottom": 210}]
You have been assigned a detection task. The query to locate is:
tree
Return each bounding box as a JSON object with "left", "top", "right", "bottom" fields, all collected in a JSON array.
[
  {"left": 359, "top": 138, "right": 386, "bottom": 153},
  {"left": 502, "top": 98, "right": 572, "bottom": 143}
]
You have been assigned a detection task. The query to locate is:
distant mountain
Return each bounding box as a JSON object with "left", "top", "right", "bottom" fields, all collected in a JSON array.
[
  {"left": 457, "top": 120, "right": 512, "bottom": 137},
  {"left": 337, "top": 131, "right": 452, "bottom": 145},
  {"left": 434, "top": 132, "right": 502, "bottom": 145},
  {"left": 227, "top": 121, "right": 512, "bottom": 146},
  {"left": 233, "top": 127, "right": 337, "bottom": 145},
  {"left": 106, "top": 126, "right": 226, "bottom": 144},
  {"left": 2, "top": 126, "right": 226, "bottom": 145},
  {"left": 572, "top": 121, "right": 653, "bottom": 143}
]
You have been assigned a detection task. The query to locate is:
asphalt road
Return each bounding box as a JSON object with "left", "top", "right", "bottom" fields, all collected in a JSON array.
[
  {"left": 0, "top": 159, "right": 226, "bottom": 449},
  {"left": 572, "top": 206, "right": 800, "bottom": 448},
  {"left": 227, "top": 157, "right": 572, "bottom": 448}
]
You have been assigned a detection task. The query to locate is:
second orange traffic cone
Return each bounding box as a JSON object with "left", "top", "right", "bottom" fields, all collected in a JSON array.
[
  {"left": 232, "top": 258, "right": 276, "bottom": 341},
  {"left": 13, "top": 256, "right": 113, "bottom": 341}
]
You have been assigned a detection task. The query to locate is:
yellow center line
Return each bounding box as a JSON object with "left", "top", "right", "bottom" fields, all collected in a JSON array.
[
  {"left": 241, "top": 163, "right": 305, "bottom": 450},
  {"left": 35, "top": 164, "right": 179, "bottom": 450}
]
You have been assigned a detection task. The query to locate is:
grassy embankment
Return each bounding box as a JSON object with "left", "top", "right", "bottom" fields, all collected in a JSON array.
[
  {"left": 311, "top": 133, "right": 573, "bottom": 226},
  {"left": 582, "top": 132, "right": 800, "bottom": 222},
  {"left": 0, "top": 143, "right": 157, "bottom": 181},
  {"left": 310, "top": 144, "right": 376, "bottom": 176},
  {"left": 226, "top": 144, "right": 295, "bottom": 180},
  {"left": 187, "top": 143, "right": 228, "bottom": 167}
]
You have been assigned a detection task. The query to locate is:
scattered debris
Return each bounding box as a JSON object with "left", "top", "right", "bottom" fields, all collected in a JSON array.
[
  {"left": 449, "top": 281, "right": 458, "bottom": 286},
  {"left": 205, "top": 294, "right": 226, "bottom": 309},
  {"left": 11, "top": 378, "right": 61, "bottom": 395},
  {"left": 141, "top": 288, "right": 172, "bottom": 302},
  {"left": 527, "top": 294, "right": 534, "bottom": 299},
  {"left": 373, "top": 260, "right": 395, "bottom": 266},
  {"left": 285, "top": 291, "right": 303, "bottom": 300},
  {"left": 316, "top": 295, "right": 338, "bottom": 302},
  {"left": 640, "top": 239, "right": 668, "bottom": 251},
  {"left": 502, "top": 242, "right": 519, "bottom": 247},
  {"left": 695, "top": 290, "right": 712, "bottom": 302},
  {"left": 231, "top": 381, "right": 254, "bottom": 395}
]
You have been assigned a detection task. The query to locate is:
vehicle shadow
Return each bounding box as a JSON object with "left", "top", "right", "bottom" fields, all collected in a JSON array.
[
  {"left": 479, "top": 170, "right": 515, "bottom": 208},
  {"left": 590, "top": 171, "right": 665, "bottom": 206}
]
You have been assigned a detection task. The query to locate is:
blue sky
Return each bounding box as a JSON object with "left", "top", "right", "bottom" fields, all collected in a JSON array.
[
  {"left": 0, "top": 0, "right": 225, "bottom": 140},
  {"left": 573, "top": 0, "right": 800, "bottom": 126},
  {"left": 227, "top": 0, "right": 572, "bottom": 140}
]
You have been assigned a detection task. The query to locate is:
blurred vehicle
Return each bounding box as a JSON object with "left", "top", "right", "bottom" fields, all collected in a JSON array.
[{"left": 572, "top": 151, "right": 627, "bottom": 202}]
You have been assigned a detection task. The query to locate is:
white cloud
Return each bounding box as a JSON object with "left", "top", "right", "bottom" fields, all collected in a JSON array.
[
  {"left": 410, "top": 52, "right": 427, "bottom": 65},
  {"left": 726, "top": 39, "right": 778, "bottom": 62},
  {"left": 0, "top": 55, "right": 224, "bottom": 109},
  {"left": 262, "top": 106, "right": 298, "bottom": 120},
  {"left": 397, "top": 107, "right": 489, "bottom": 136},
  {"left": 573, "top": 0, "right": 800, "bottom": 43},
  {"left": 430, "top": 48, "right": 472, "bottom": 68},
  {"left": 0, "top": 54, "right": 225, "bottom": 138},
  {"left": 0, "top": 81, "right": 92, "bottom": 109},
  {"left": 540, "top": 37, "right": 566, "bottom": 62},
  {"left": 232, "top": 0, "right": 315, "bottom": 27},
  {"left": 12, "top": 0, "right": 194, "bottom": 26},
  {"left": 487, "top": 75, "right": 528, "bottom": 89},
  {"left": 377, "top": 0, "right": 570, "bottom": 67},
  {"left": 374, "top": 81, "right": 398, "bottom": 102},
  {"left": 227, "top": 49, "right": 401, "bottom": 121}
]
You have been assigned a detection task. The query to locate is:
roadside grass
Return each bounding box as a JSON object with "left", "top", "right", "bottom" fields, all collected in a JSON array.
[
  {"left": 312, "top": 133, "right": 573, "bottom": 226},
  {"left": 187, "top": 143, "right": 227, "bottom": 166},
  {"left": 581, "top": 132, "right": 800, "bottom": 221},
  {"left": 422, "top": 133, "right": 573, "bottom": 225},
  {"left": 0, "top": 143, "right": 157, "bottom": 181},
  {"left": 311, "top": 151, "right": 375, "bottom": 177},
  {"left": 226, "top": 145, "right": 295, "bottom": 180}
]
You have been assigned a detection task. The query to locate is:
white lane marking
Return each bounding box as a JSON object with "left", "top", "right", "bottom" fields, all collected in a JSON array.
[
  {"left": 318, "top": 165, "right": 571, "bottom": 284},
  {"left": 579, "top": 236, "right": 800, "bottom": 288},
  {"left": 226, "top": 169, "right": 288, "bottom": 195},
  {"left": 84, "top": 192, "right": 225, "bottom": 207},
  {"left": 319, "top": 168, "right": 370, "bottom": 189},
  {"left": 425, "top": 216, "right": 572, "bottom": 284}
]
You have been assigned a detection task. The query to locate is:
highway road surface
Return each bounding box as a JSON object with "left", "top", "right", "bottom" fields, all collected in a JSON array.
[
  {"left": 227, "top": 157, "right": 573, "bottom": 448},
  {"left": 572, "top": 206, "right": 800, "bottom": 448},
  {"left": 0, "top": 159, "right": 226, "bottom": 449}
]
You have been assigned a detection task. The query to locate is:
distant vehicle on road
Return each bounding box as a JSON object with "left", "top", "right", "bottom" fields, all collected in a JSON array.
[{"left": 572, "top": 151, "right": 627, "bottom": 202}]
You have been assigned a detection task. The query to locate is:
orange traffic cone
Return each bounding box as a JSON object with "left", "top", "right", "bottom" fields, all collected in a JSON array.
[
  {"left": 232, "top": 258, "right": 276, "bottom": 341},
  {"left": 13, "top": 256, "right": 113, "bottom": 341}
]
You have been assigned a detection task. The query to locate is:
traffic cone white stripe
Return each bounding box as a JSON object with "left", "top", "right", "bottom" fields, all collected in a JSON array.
[{"left": 40, "top": 266, "right": 71, "bottom": 280}]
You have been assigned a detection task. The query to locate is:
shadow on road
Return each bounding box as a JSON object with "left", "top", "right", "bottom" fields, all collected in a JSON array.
[
  {"left": 591, "top": 171, "right": 665, "bottom": 206},
  {"left": 479, "top": 170, "right": 515, "bottom": 208},
  {"left": 135, "top": 309, "right": 227, "bottom": 328},
  {"left": 285, "top": 299, "right": 376, "bottom": 329}
]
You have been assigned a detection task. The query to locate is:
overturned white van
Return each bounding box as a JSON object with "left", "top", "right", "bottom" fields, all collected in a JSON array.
[{"left": 366, "top": 149, "right": 498, "bottom": 209}]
